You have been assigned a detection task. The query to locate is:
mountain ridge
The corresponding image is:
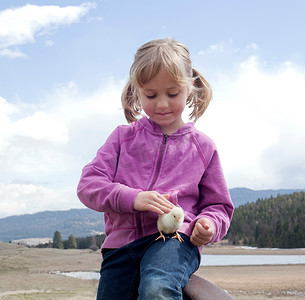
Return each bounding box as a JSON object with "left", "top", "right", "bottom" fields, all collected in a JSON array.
[
  {"left": 229, "top": 187, "right": 305, "bottom": 207},
  {"left": 1, "top": 187, "right": 304, "bottom": 242},
  {"left": 0, "top": 208, "right": 104, "bottom": 242}
]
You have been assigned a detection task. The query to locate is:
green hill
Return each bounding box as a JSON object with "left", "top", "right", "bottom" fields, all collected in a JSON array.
[
  {"left": 0, "top": 209, "right": 104, "bottom": 242},
  {"left": 226, "top": 191, "right": 305, "bottom": 248}
]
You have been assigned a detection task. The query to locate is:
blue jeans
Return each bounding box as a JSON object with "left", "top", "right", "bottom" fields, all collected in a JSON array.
[{"left": 97, "top": 232, "right": 200, "bottom": 300}]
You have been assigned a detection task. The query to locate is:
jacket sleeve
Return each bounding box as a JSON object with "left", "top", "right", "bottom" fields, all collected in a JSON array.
[
  {"left": 77, "top": 127, "right": 142, "bottom": 214},
  {"left": 189, "top": 149, "right": 234, "bottom": 244}
]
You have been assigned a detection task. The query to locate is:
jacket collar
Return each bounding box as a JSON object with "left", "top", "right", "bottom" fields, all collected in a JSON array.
[{"left": 138, "top": 116, "right": 195, "bottom": 137}]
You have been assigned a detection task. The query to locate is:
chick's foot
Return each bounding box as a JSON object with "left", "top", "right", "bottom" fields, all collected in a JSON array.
[
  {"left": 155, "top": 231, "right": 166, "bottom": 242},
  {"left": 172, "top": 231, "right": 184, "bottom": 243}
]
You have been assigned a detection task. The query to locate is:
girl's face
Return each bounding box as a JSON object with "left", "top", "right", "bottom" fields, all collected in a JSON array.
[{"left": 138, "top": 68, "right": 190, "bottom": 135}]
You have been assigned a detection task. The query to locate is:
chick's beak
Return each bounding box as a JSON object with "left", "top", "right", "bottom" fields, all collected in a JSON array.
[{"left": 177, "top": 218, "right": 180, "bottom": 223}]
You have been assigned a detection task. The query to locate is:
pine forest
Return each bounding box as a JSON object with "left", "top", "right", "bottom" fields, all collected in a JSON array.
[{"left": 226, "top": 191, "right": 305, "bottom": 248}]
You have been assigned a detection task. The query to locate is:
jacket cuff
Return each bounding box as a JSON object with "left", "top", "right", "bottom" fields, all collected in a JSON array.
[{"left": 117, "top": 186, "right": 142, "bottom": 213}]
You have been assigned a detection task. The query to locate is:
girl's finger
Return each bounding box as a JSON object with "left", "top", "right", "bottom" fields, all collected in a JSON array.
[
  {"left": 147, "top": 202, "right": 166, "bottom": 215},
  {"left": 156, "top": 194, "right": 174, "bottom": 208},
  {"left": 196, "top": 222, "right": 206, "bottom": 234},
  {"left": 191, "top": 235, "right": 204, "bottom": 247},
  {"left": 149, "top": 198, "right": 172, "bottom": 214}
]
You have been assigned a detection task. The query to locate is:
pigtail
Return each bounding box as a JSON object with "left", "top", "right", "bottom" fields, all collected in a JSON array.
[
  {"left": 187, "top": 68, "right": 212, "bottom": 122},
  {"left": 121, "top": 79, "right": 142, "bottom": 123}
]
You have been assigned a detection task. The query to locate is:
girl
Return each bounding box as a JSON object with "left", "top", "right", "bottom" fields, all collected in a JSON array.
[{"left": 77, "top": 38, "right": 234, "bottom": 299}]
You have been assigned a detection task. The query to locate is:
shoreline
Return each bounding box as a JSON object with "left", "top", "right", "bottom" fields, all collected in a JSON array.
[
  {"left": 195, "top": 264, "right": 305, "bottom": 299},
  {"left": 202, "top": 242, "right": 305, "bottom": 255},
  {"left": 1, "top": 242, "right": 305, "bottom": 299}
]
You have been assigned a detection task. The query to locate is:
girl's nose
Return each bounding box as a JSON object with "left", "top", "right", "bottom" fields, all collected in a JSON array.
[{"left": 157, "top": 97, "right": 169, "bottom": 108}]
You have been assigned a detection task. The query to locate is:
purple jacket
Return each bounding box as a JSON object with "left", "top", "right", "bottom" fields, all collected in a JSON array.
[{"left": 77, "top": 117, "right": 234, "bottom": 250}]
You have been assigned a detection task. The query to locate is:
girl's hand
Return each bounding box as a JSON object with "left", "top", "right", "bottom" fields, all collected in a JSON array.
[
  {"left": 190, "top": 218, "right": 214, "bottom": 247},
  {"left": 133, "top": 191, "right": 174, "bottom": 215}
]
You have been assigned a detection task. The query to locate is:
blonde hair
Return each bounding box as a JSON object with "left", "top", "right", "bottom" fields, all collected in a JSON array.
[{"left": 121, "top": 38, "right": 212, "bottom": 123}]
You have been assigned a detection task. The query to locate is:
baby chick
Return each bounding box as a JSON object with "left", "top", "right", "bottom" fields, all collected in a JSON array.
[{"left": 155, "top": 206, "right": 184, "bottom": 242}]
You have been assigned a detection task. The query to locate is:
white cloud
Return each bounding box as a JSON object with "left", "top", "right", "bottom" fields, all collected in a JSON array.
[
  {"left": 0, "top": 47, "right": 27, "bottom": 58},
  {"left": 13, "top": 111, "right": 68, "bottom": 144},
  {"left": 246, "top": 43, "right": 259, "bottom": 52},
  {"left": 0, "top": 96, "right": 69, "bottom": 150},
  {"left": 45, "top": 40, "right": 54, "bottom": 47},
  {"left": 0, "top": 79, "right": 126, "bottom": 217},
  {"left": 198, "top": 43, "right": 224, "bottom": 55},
  {"left": 194, "top": 40, "right": 260, "bottom": 79},
  {"left": 197, "top": 55, "right": 305, "bottom": 189},
  {"left": 0, "top": 183, "right": 82, "bottom": 218},
  {"left": 45, "top": 79, "right": 124, "bottom": 121},
  {"left": 41, "top": 79, "right": 127, "bottom": 164},
  {"left": 197, "top": 39, "right": 237, "bottom": 56},
  {"left": 0, "top": 2, "right": 95, "bottom": 57},
  {"left": 0, "top": 114, "right": 71, "bottom": 182},
  {"left": 86, "top": 15, "right": 103, "bottom": 23},
  {"left": 197, "top": 40, "right": 259, "bottom": 57}
]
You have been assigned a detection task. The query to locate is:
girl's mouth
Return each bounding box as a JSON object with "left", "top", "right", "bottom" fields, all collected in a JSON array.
[{"left": 157, "top": 112, "right": 171, "bottom": 116}]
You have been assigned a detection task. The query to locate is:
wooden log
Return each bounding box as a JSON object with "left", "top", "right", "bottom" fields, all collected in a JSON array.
[{"left": 183, "top": 274, "right": 234, "bottom": 300}]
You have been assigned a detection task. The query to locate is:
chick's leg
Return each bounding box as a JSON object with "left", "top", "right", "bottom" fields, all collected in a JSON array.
[
  {"left": 172, "top": 231, "right": 184, "bottom": 243},
  {"left": 155, "top": 231, "right": 166, "bottom": 242}
]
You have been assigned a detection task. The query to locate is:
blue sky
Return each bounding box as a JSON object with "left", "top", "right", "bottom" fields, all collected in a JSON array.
[{"left": 1, "top": 0, "right": 305, "bottom": 217}]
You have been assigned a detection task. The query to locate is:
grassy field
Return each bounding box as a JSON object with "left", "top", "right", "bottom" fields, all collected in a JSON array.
[{"left": 1, "top": 242, "right": 305, "bottom": 299}]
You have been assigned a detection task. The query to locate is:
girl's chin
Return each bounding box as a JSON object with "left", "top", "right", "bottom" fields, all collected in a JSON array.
[{"left": 152, "top": 117, "right": 170, "bottom": 124}]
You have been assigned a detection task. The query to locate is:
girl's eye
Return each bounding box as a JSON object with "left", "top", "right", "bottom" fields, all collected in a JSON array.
[
  {"left": 146, "top": 95, "right": 156, "bottom": 99},
  {"left": 168, "top": 93, "right": 179, "bottom": 98}
]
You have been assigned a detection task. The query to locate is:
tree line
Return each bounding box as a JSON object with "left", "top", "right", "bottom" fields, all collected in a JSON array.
[
  {"left": 226, "top": 191, "right": 305, "bottom": 248},
  {"left": 42, "top": 192, "right": 305, "bottom": 250},
  {"left": 37, "top": 231, "right": 106, "bottom": 251}
]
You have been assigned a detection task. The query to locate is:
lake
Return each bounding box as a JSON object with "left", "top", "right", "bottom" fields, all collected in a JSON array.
[
  {"left": 57, "top": 254, "right": 305, "bottom": 280},
  {"left": 201, "top": 254, "right": 305, "bottom": 266}
]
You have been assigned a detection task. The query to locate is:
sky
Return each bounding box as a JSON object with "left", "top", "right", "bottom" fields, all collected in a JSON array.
[{"left": 1, "top": 0, "right": 305, "bottom": 218}]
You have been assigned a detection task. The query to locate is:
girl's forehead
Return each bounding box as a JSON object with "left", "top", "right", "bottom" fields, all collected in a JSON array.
[{"left": 140, "top": 68, "right": 180, "bottom": 88}]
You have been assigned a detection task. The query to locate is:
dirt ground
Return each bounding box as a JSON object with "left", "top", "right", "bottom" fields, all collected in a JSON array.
[{"left": 0, "top": 242, "right": 304, "bottom": 299}]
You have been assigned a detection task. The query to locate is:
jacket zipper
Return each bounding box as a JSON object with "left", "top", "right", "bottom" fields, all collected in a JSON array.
[
  {"left": 148, "top": 134, "right": 168, "bottom": 191},
  {"left": 137, "top": 134, "right": 168, "bottom": 238}
]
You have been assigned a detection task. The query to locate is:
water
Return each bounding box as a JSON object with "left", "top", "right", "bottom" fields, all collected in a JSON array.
[
  {"left": 200, "top": 254, "right": 305, "bottom": 266},
  {"left": 54, "top": 271, "right": 100, "bottom": 280},
  {"left": 57, "top": 254, "right": 305, "bottom": 280}
]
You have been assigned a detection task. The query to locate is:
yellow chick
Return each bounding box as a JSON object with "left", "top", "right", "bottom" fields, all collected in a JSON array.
[{"left": 155, "top": 206, "right": 184, "bottom": 242}]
